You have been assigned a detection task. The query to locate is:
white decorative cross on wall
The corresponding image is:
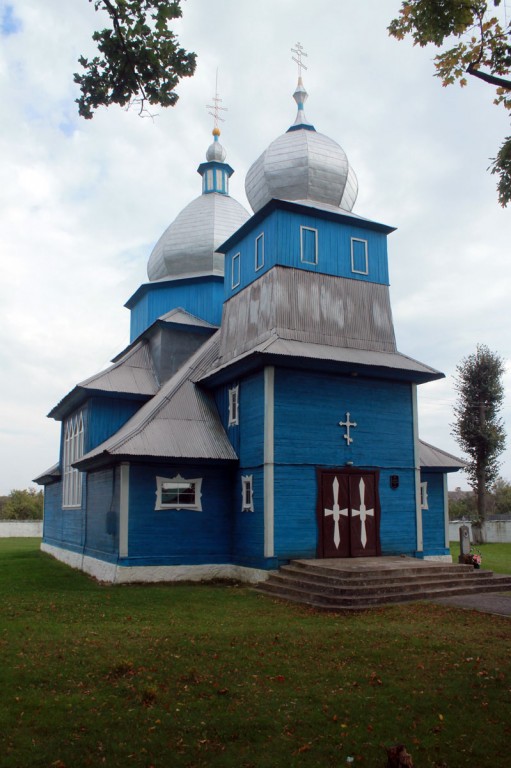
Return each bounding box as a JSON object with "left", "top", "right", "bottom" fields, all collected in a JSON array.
[
  {"left": 339, "top": 412, "right": 357, "bottom": 445},
  {"left": 324, "top": 476, "right": 348, "bottom": 549},
  {"left": 351, "top": 478, "right": 374, "bottom": 549}
]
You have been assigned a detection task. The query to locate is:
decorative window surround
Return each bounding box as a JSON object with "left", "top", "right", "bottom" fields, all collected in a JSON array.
[
  {"left": 351, "top": 237, "right": 368, "bottom": 275},
  {"left": 228, "top": 385, "right": 239, "bottom": 426},
  {"left": 232, "top": 252, "right": 241, "bottom": 288},
  {"left": 62, "top": 410, "right": 84, "bottom": 508},
  {"left": 255, "top": 233, "right": 264, "bottom": 271},
  {"left": 300, "top": 226, "right": 318, "bottom": 264},
  {"left": 420, "top": 482, "right": 429, "bottom": 510},
  {"left": 241, "top": 475, "right": 254, "bottom": 512},
  {"left": 155, "top": 475, "right": 202, "bottom": 511}
]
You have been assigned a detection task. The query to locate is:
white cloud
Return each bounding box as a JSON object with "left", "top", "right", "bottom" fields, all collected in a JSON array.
[{"left": 0, "top": 0, "right": 509, "bottom": 493}]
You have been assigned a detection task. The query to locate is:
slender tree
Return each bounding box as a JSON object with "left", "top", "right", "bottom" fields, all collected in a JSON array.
[
  {"left": 75, "top": 0, "right": 196, "bottom": 119},
  {"left": 388, "top": 1, "right": 511, "bottom": 206},
  {"left": 451, "top": 344, "right": 506, "bottom": 541}
]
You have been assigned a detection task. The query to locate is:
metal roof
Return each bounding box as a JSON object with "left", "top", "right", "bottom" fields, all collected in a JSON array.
[
  {"left": 33, "top": 463, "right": 61, "bottom": 486},
  {"left": 48, "top": 342, "right": 158, "bottom": 420},
  {"left": 76, "top": 332, "right": 237, "bottom": 469},
  {"left": 419, "top": 440, "right": 466, "bottom": 470}
]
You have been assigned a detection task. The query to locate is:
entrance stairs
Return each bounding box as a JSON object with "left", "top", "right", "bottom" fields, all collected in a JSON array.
[{"left": 255, "top": 556, "right": 511, "bottom": 611}]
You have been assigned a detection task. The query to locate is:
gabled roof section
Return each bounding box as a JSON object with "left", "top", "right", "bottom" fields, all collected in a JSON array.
[
  {"left": 111, "top": 307, "right": 218, "bottom": 364},
  {"left": 419, "top": 440, "right": 466, "bottom": 471},
  {"left": 48, "top": 342, "right": 159, "bottom": 420},
  {"left": 76, "top": 332, "right": 237, "bottom": 470}
]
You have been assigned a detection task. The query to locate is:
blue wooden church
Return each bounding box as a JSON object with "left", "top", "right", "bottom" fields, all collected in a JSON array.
[{"left": 36, "top": 68, "right": 463, "bottom": 583}]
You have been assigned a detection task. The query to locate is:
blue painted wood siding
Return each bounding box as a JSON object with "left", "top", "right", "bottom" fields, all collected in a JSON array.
[
  {"left": 421, "top": 471, "right": 449, "bottom": 556},
  {"left": 124, "top": 464, "right": 233, "bottom": 565},
  {"left": 84, "top": 468, "right": 119, "bottom": 560},
  {"left": 87, "top": 397, "right": 142, "bottom": 453},
  {"left": 272, "top": 368, "right": 419, "bottom": 558},
  {"left": 224, "top": 209, "right": 390, "bottom": 299},
  {"left": 129, "top": 278, "right": 224, "bottom": 341}
]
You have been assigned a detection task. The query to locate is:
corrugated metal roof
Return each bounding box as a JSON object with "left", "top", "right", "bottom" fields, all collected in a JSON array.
[
  {"left": 76, "top": 332, "right": 237, "bottom": 468},
  {"left": 33, "top": 463, "right": 60, "bottom": 485},
  {"left": 217, "top": 266, "right": 398, "bottom": 365},
  {"left": 157, "top": 307, "right": 218, "bottom": 328},
  {"left": 419, "top": 440, "right": 465, "bottom": 469},
  {"left": 48, "top": 342, "right": 159, "bottom": 420}
]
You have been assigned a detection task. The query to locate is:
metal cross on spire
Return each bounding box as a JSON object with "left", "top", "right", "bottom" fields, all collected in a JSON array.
[
  {"left": 291, "top": 42, "right": 308, "bottom": 78},
  {"left": 206, "top": 70, "right": 227, "bottom": 134}
]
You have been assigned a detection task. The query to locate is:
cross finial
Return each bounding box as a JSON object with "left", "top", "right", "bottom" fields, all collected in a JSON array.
[
  {"left": 291, "top": 42, "right": 308, "bottom": 78},
  {"left": 206, "top": 69, "right": 227, "bottom": 136}
]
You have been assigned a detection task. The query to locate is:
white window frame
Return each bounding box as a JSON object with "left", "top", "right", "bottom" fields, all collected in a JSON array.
[
  {"left": 300, "top": 226, "right": 318, "bottom": 265},
  {"left": 241, "top": 475, "right": 254, "bottom": 512},
  {"left": 351, "top": 237, "right": 369, "bottom": 275},
  {"left": 155, "top": 475, "right": 203, "bottom": 511},
  {"left": 228, "top": 385, "right": 239, "bottom": 426},
  {"left": 255, "top": 232, "right": 264, "bottom": 271},
  {"left": 420, "top": 482, "right": 429, "bottom": 510},
  {"left": 62, "top": 411, "right": 84, "bottom": 508},
  {"left": 231, "top": 252, "right": 241, "bottom": 288}
]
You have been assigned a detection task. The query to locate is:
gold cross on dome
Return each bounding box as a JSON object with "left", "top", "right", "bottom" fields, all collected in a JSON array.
[{"left": 291, "top": 42, "right": 308, "bottom": 77}]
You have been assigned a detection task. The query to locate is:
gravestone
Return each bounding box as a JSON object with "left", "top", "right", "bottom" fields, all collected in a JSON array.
[{"left": 458, "top": 524, "right": 471, "bottom": 564}]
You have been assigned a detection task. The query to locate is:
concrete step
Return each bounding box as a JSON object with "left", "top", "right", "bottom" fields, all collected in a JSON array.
[{"left": 255, "top": 558, "right": 511, "bottom": 611}]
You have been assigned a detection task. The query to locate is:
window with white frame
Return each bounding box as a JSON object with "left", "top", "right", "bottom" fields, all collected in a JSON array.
[
  {"left": 62, "top": 411, "right": 84, "bottom": 508},
  {"left": 351, "top": 237, "right": 368, "bottom": 275},
  {"left": 155, "top": 475, "right": 203, "bottom": 511},
  {"left": 231, "top": 252, "right": 241, "bottom": 288},
  {"left": 241, "top": 475, "right": 254, "bottom": 512},
  {"left": 420, "top": 482, "right": 429, "bottom": 510},
  {"left": 228, "top": 385, "right": 239, "bottom": 426},
  {"left": 255, "top": 233, "right": 264, "bottom": 271},
  {"left": 300, "top": 226, "right": 318, "bottom": 264}
]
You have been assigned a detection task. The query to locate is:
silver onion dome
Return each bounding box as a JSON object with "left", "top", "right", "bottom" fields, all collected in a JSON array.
[
  {"left": 147, "top": 129, "right": 250, "bottom": 281},
  {"left": 245, "top": 77, "right": 358, "bottom": 214}
]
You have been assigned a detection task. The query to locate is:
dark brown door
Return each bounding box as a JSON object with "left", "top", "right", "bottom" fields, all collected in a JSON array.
[{"left": 317, "top": 469, "right": 381, "bottom": 558}]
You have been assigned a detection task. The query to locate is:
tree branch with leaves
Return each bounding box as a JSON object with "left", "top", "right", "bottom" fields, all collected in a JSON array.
[
  {"left": 389, "top": 0, "right": 511, "bottom": 206},
  {"left": 75, "top": 0, "right": 196, "bottom": 119}
]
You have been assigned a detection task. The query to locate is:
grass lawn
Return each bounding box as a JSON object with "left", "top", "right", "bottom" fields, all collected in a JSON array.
[
  {"left": 1, "top": 540, "right": 510, "bottom": 768},
  {"left": 449, "top": 541, "right": 511, "bottom": 574}
]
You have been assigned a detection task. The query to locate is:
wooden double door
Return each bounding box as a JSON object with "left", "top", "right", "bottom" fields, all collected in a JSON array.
[{"left": 316, "top": 469, "right": 381, "bottom": 558}]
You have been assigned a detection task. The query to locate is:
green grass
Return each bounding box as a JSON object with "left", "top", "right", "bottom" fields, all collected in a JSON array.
[
  {"left": 1, "top": 540, "right": 510, "bottom": 768},
  {"left": 449, "top": 541, "right": 511, "bottom": 574}
]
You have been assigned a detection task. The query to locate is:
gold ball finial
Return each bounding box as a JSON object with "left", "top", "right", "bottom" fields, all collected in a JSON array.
[{"left": 212, "top": 126, "right": 221, "bottom": 137}]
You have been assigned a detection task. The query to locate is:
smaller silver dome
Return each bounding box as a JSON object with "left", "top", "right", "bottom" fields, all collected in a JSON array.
[{"left": 206, "top": 137, "right": 227, "bottom": 162}]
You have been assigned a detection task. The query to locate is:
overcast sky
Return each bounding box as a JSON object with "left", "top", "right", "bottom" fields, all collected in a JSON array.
[{"left": 0, "top": 0, "right": 509, "bottom": 495}]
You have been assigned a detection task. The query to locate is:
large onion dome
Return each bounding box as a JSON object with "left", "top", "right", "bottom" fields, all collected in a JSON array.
[
  {"left": 245, "top": 76, "right": 358, "bottom": 214},
  {"left": 147, "top": 129, "right": 250, "bottom": 281}
]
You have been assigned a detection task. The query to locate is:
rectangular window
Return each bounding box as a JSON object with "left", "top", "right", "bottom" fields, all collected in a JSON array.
[
  {"left": 420, "top": 482, "right": 429, "bottom": 510},
  {"left": 351, "top": 238, "right": 368, "bottom": 275},
  {"left": 228, "top": 385, "right": 239, "bottom": 426},
  {"left": 155, "top": 475, "right": 202, "bottom": 511},
  {"left": 300, "top": 226, "right": 318, "bottom": 264},
  {"left": 62, "top": 411, "right": 84, "bottom": 508},
  {"left": 215, "top": 169, "right": 223, "bottom": 192},
  {"left": 231, "top": 252, "right": 241, "bottom": 288},
  {"left": 241, "top": 475, "right": 254, "bottom": 512},
  {"left": 255, "top": 233, "right": 264, "bottom": 271}
]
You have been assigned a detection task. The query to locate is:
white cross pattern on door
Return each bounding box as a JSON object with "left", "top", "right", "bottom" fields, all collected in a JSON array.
[
  {"left": 351, "top": 477, "right": 375, "bottom": 549},
  {"left": 323, "top": 476, "right": 348, "bottom": 549}
]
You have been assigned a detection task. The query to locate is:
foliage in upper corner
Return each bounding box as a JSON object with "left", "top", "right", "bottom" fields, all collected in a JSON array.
[
  {"left": 388, "top": 1, "right": 511, "bottom": 206},
  {"left": 0, "top": 488, "right": 44, "bottom": 520},
  {"left": 451, "top": 344, "right": 506, "bottom": 512},
  {"left": 75, "top": 0, "right": 197, "bottom": 119}
]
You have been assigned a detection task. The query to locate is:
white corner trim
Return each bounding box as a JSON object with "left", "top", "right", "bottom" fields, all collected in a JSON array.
[
  {"left": 119, "top": 462, "right": 130, "bottom": 558},
  {"left": 264, "top": 366, "right": 275, "bottom": 558},
  {"left": 411, "top": 384, "right": 423, "bottom": 552}
]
